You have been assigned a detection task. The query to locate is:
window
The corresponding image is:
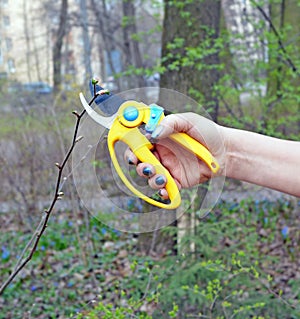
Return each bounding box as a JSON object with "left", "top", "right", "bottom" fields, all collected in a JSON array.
[
  {"left": 3, "top": 15, "right": 10, "bottom": 27},
  {"left": 7, "top": 58, "right": 15, "bottom": 73},
  {"left": 0, "top": 0, "right": 9, "bottom": 6},
  {"left": 5, "top": 38, "right": 12, "bottom": 51},
  {"left": 0, "top": 38, "right": 3, "bottom": 65}
]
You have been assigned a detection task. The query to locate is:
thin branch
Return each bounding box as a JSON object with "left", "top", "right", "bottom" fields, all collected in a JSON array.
[
  {"left": 209, "top": 288, "right": 221, "bottom": 318},
  {"left": 13, "top": 217, "right": 46, "bottom": 272},
  {"left": 251, "top": 274, "right": 297, "bottom": 310},
  {"left": 220, "top": 96, "right": 257, "bottom": 131},
  {"left": 0, "top": 87, "right": 105, "bottom": 295},
  {"left": 251, "top": 0, "right": 299, "bottom": 76}
]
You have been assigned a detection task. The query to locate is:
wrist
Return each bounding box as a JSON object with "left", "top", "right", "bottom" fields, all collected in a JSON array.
[
  {"left": 215, "top": 125, "right": 300, "bottom": 197},
  {"left": 220, "top": 126, "right": 245, "bottom": 179}
]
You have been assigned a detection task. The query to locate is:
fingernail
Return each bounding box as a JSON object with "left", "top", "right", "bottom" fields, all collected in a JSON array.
[
  {"left": 128, "top": 158, "right": 134, "bottom": 165},
  {"left": 155, "top": 176, "right": 165, "bottom": 185},
  {"left": 158, "top": 189, "right": 169, "bottom": 200},
  {"left": 149, "top": 137, "right": 158, "bottom": 144},
  {"left": 143, "top": 167, "right": 152, "bottom": 176},
  {"left": 151, "top": 125, "right": 164, "bottom": 139}
]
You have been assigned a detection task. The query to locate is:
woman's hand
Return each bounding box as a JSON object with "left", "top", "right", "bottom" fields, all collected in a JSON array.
[
  {"left": 124, "top": 113, "right": 226, "bottom": 199},
  {"left": 125, "top": 111, "right": 300, "bottom": 198}
]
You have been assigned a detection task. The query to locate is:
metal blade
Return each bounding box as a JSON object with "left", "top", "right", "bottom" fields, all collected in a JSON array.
[
  {"left": 89, "top": 80, "right": 125, "bottom": 115},
  {"left": 79, "top": 92, "right": 117, "bottom": 129}
]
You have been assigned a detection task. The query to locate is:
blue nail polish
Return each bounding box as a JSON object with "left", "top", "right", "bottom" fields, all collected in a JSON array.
[
  {"left": 151, "top": 125, "right": 164, "bottom": 139},
  {"left": 143, "top": 167, "right": 152, "bottom": 176},
  {"left": 155, "top": 176, "right": 165, "bottom": 185}
]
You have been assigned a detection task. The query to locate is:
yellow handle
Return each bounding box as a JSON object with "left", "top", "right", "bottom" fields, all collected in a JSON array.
[
  {"left": 169, "top": 133, "right": 219, "bottom": 173},
  {"left": 154, "top": 112, "right": 219, "bottom": 173},
  {"left": 106, "top": 101, "right": 219, "bottom": 210},
  {"left": 107, "top": 119, "right": 181, "bottom": 210},
  {"left": 107, "top": 120, "right": 181, "bottom": 209}
]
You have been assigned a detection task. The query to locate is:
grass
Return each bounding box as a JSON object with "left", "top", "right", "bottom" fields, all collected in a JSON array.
[
  {"left": 0, "top": 212, "right": 123, "bottom": 318},
  {"left": 0, "top": 198, "right": 299, "bottom": 319},
  {"left": 0, "top": 90, "right": 299, "bottom": 318}
]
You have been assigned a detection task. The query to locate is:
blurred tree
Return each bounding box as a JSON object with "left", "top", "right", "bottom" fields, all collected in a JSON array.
[
  {"left": 90, "top": 0, "right": 161, "bottom": 90},
  {"left": 122, "top": 0, "right": 146, "bottom": 88},
  {"left": 137, "top": 0, "right": 223, "bottom": 256},
  {"left": 265, "top": 0, "right": 300, "bottom": 97},
  {"left": 23, "top": 0, "right": 33, "bottom": 82},
  {"left": 160, "top": 0, "right": 222, "bottom": 121},
  {"left": 90, "top": 0, "right": 122, "bottom": 89},
  {"left": 53, "top": 0, "right": 68, "bottom": 92},
  {"left": 80, "top": 0, "right": 93, "bottom": 80}
]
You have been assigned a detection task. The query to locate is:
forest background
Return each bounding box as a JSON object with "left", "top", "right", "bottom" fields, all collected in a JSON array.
[{"left": 0, "top": 0, "right": 299, "bottom": 318}]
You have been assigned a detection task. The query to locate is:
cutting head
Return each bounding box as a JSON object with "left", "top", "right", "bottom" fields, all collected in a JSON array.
[
  {"left": 89, "top": 80, "right": 125, "bottom": 115},
  {"left": 79, "top": 92, "right": 117, "bottom": 129},
  {"left": 74, "top": 86, "right": 226, "bottom": 232}
]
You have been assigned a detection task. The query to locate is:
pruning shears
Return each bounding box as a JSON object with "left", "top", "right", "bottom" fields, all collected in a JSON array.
[{"left": 79, "top": 85, "right": 219, "bottom": 210}]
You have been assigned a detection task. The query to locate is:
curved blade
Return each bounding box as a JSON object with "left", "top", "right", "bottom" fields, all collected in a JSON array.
[
  {"left": 89, "top": 80, "right": 125, "bottom": 115},
  {"left": 79, "top": 92, "right": 117, "bottom": 129}
]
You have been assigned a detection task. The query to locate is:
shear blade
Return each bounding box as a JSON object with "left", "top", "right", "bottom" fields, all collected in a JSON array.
[
  {"left": 89, "top": 81, "right": 125, "bottom": 115},
  {"left": 80, "top": 92, "right": 117, "bottom": 129}
]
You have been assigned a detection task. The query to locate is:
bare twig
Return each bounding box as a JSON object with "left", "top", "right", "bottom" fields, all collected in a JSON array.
[
  {"left": 0, "top": 86, "right": 105, "bottom": 295},
  {"left": 219, "top": 96, "right": 257, "bottom": 131},
  {"left": 251, "top": 274, "right": 297, "bottom": 310},
  {"left": 0, "top": 155, "right": 33, "bottom": 230},
  {"left": 251, "top": 0, "right": 299, "bottom": 76}
]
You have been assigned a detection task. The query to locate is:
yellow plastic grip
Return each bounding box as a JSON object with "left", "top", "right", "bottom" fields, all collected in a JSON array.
[
  {"left": 107, "top": 119, "right": 181, "bottom": 209},
  {"left": 105, "top": 100, "right": 219, "bottom": 210},
  {"left": 169, "top": 133, "right": 219, "bottom": 173},
  {"left": 155, "top": 112, "right": 219, "bottom": 173}
]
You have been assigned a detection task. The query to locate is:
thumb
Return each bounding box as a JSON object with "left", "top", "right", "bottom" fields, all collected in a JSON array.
[{"left": 151, "top": 114, "right": 193, "bottom": 140}]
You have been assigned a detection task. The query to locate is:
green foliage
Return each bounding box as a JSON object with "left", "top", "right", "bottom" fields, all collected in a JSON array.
[
  {"left": 151, "top": 199, "right": 299, "bottom": 318},
  {"left": 1, "top": 1, "right": 300, "bottom": 318},
  {"left": 1, "top": 196, "right": 299, "bottom": 318},
  {"left": 120, "top": 0, "right": 300, "bottom": 140}
]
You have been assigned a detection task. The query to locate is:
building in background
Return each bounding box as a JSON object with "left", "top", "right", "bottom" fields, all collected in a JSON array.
[
  {"left": 0, "top": 0, "right": 16, "bottom": 79},
  {"left": 1, "top": 0, "right": 268, "bottom": 89},
  {"left": 222, "top": 0, "right": 268, "bottom": 78},
  {"left": 0, "top": 0, "right": 54, "bottom": 83},
  {"left": 0, "top": 0, "right": 99, "bottom": 87},
  {"left": 0, "top": 0, "right": 162, "bottom": 89}
]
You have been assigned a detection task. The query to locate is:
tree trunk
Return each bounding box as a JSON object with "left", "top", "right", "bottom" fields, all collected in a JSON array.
[
  {"left": 122, "top": 0, "right": 146, "bottom": 89},
  {"left": 157, "top": 0, "right": 222, "bottom": 255},
  {"left": 53, "top": 0, "right": 68, "bottom": 92},
  {"left": 91, "top": 0, "right": 119, "bottom": 89},
  {"left": 160, "top": 0, "right": 222, "bottom": 121},
  {"left": 23, "top": 0, "right": 32, "bottom": 82},
  {"left": 31, "top": 19, "right": 42, "bottom": 82},
  {"left": 80, "top": 0, "right": 93, "bottom": 81}
]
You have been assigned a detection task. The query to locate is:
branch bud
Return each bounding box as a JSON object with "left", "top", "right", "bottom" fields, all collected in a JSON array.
[
  {"left": 75, "top": 136, "right": 84, "bottom": 143},
  {"left": 72, "top": 110, "right": 80, "bottom": 118},
  {"left": 92, "top": 77, "right": 99, "bottom": 85},
  {"left": 96, "top": 89, "right": 110, "bottom": 96},
  {"left": 55, "top": 162, "right": 61, "bottom": 169}
]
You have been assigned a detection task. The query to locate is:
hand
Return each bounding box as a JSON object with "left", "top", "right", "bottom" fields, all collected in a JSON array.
[
  {"left": 124, "top": 113, "right": 226, "bottom": 200},
  {"left": 125, "top": 112, "right": 300, "bottom": 199}
]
